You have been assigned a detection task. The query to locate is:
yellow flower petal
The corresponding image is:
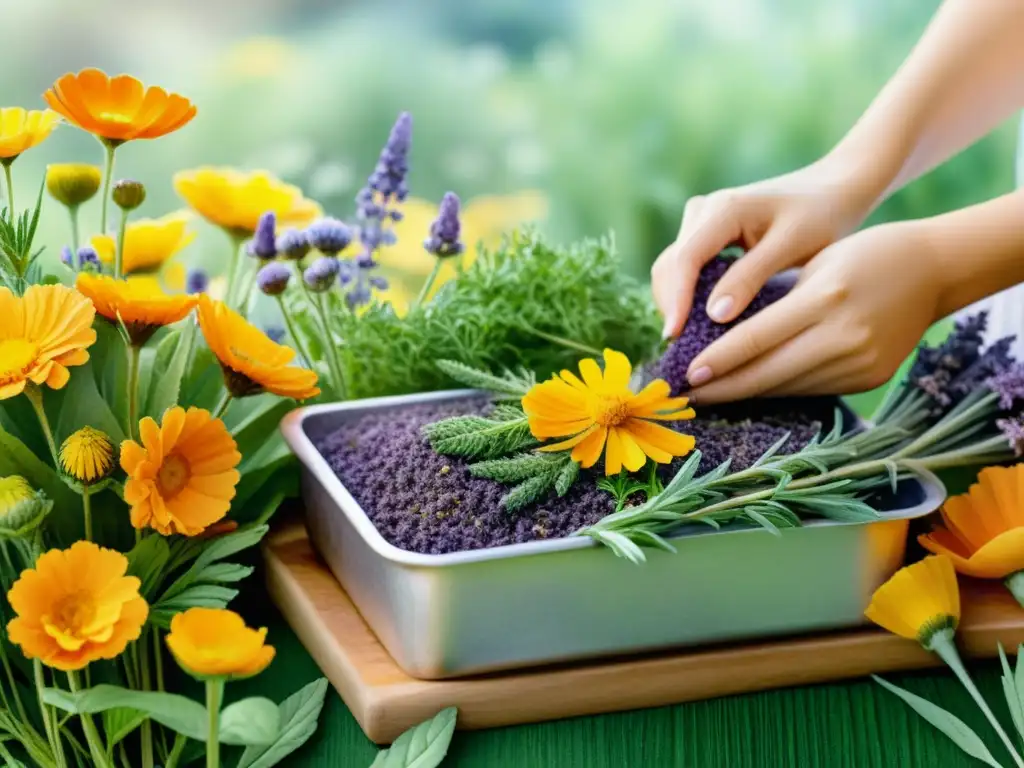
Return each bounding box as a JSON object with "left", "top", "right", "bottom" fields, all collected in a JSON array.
[
  {"left": 864, "top": 555, "right": 960, "bottom": 645},
  {"left": 624, "top": 420, "right": 696, "bottom": 459},
  {"left": 601, "top": 349, "right": 632, "bottom": 392},
  {"left": 614, "top": 428, "right": 648, "bottom": 473},
  {"left": 577, "top": 357, "right": 604, "bottom": 389},
  {"left": 570, "top": 426, "right": 608, "bottom": 469}
]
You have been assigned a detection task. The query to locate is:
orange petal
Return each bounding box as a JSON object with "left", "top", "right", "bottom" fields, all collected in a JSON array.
[
  {"left": 624, "top": 419, "right": 696, "bottom": 458},
  {"left": 538, "top": 424, "right": 598, "bottom": 453}
]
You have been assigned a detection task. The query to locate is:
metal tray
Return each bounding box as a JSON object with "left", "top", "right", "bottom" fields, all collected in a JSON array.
[{"left": 281, "top": 390, "right": 947, "bottom": 680}]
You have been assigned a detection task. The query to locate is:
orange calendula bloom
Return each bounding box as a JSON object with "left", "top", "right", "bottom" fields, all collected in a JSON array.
[
  {"left": 864, "top": 555, "right": 960, "bottom": 649},
  {"left": 43, "top": 69, "right": 196, "bottom": 145},
  {"left": 919, "top": 464, "right": 1024, "bottom": 582},
  {"left": 166, "top": 607, "right": 275, "bottom": 680},
  {"left": 0, "top": 284, "right": 96, "bottom": 400},
  {"left": 197, "top": 295, "right": 320, "bottom": 400},
  {"left": 75, "top": 273, "right": 197, "bottom": 345},
  {"left": 0, "top": 108, "right": 60, "bottom": 161},
  {"left": 7, "top": 541, "right": 148, "bottom": 670},
  {"left": 121, "top": 406, "right": 241, "bottom": 536},
  {"left": 173, "top": 167, "right": 321, "bottom": 236},
  {"left": 522, "top": 349, "right": 695, "bottom": 476},
  {"left": 91, "top": 212, "right": 196, "bottom": 275}
]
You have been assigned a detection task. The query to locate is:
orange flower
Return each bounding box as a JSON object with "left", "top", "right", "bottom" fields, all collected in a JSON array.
[
  {"left": 864, "top": 555, "right": 960, "bottom": 648},
  {"left": 7, "top": 541, "right": 148, "bottom": 670},
  {"left": 522, "top": 349, "right": 696, "bottom": 475},
  {"left": 0, "top": 108, "right": 60, "bottom": 161},
  {"left": 0, "top": 284, "right": 96, "bottom": 400},
  {"left": 197, "top": 295, "right": 320, "bottom": 400},
  {"left": 919, "top": 465, "right": 1024, "bottom": 578},
  {"left": 166, "top": 607, "right": 275, "bottom": 680},
  {"left": 121, "top": 406, "right": 241, "bottom": 536},
  {"left": 75, "top": 273, "right": 197, "bottom": 345},
  {"left": 43, "top": 69, "right": 196, "bottom": 144}
]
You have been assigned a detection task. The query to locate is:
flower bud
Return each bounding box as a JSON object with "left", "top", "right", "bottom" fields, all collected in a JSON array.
[
  {"left": 256, "top": 262, "right": 291, "bottom": 296},
  {"left": 112, "top": 179, "right": 146, "bottom": 211},
  {"left": 186, "top": 268, "right": 209, "bottom": 295},
  {"left": 60, "top": 427, "right": 115, "bottom": 486},
  {"left": 60, "top": 245, "right": 74, "bottom": 268},
  {"left": 247, "top": 212, "right": 277, "bottom": 260},
  {"left": 46, "top": 164, "right": 102, "bottom": 208},
  {"left": 303, "top": 257, "right": 340, "bottom": 292},
  {"left": 0, "top": 476, "right": 52, "bottom": 539},
  {"left": 424, "top": 192, "right": 464, "bottom": 258},
  {"left": 305, "top": 217, "right": 352, "bottom": 256},
  {"left": 276, "top": 229, "right": 311, "bottom": 261},
  {"left": 77, "top": 246, "right": 99, "bottom": 270}
]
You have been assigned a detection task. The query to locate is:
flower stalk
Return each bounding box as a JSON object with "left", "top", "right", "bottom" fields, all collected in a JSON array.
[
  {"left": 114, "top": 206, "right": 129, "bottom": 280},
  {"left": 81, "top": 488, "right": 93, "bottom": 542},
  {"left": 2, "top": 159, "right": 14, "bottom": 215},
  {"left": 34, "top": 661, "right": 65, "bottom": 768},
  {"left": 24, "top": 386, "right": 58, "bottom": 465},
  {"left": 67, "top": 671, "right": 115, "bottom": 768},
  {"left": 205, "top": 678, "right": 224, "bottom": 768},
  {"left": 99, "top": 143, "right": 116, "bottom": 234},
  {"left": 126, "top": 343, "right": 141, "bottom": 441}
]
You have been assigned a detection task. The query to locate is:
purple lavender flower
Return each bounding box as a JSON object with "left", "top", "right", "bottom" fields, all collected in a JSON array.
[
  {"left": 265, "top": 326, "right": 286, "bottom": 344},
  {"left": 355, "top": 251, "right": 377, "bottom": 270},
  {"left": 345, "top": 283, "right": 372, "bottom": 309},
  {"left": 988, "top": 363, "right": 1024, "bottom": 410},
  {"left": 256, "top": 261, "right": 291, "bottom": 296},
  {"left": 77, "top": 246, "right": 99, "bottom": 269},
  {"left": 60, "top": 246, "right": 74, "bottom": 268},
  {"left": 186, "top": 268, "right": 209, "bottom": 294},
  {"left": 248, "top": 212, "right": 277, "bottom": 260},
  {"left": 366, "top": 112, "right": 411, "bottom": 202},
  {"left": 306, "top": 217, "right": 352, "bottom": 256},
  {"left": 424, "top": 192, "right": 465, "bottom": 258},
  {"left": 277, "top": 228, "right": 311, "bottom": 261},
  {"left": 304, "top": 256, "right": 340, "bottom": 292},
  {"left": 369, "top": 275, "right": 389, "bottom": 290},
  {"left": 997, "top": 416, "right": 1024, "bottom": 456}
]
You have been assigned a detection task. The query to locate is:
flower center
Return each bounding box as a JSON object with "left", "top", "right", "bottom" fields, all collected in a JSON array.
[
  {"left": 157, "top": 453, "right": 192, "bottom": 499},
  {"left": 51, "top": 593, "right": 97, "bottom": 635},
  {"left": 591, "top": 394, "right": 631, "bottom": 427},
  {"left": 0, "top": 339, "right": 38, "bottom": 385},
  {"left": 97, "top": 111, "right": 134, "bottom": 126}
]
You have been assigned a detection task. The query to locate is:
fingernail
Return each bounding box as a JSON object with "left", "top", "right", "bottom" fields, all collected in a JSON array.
[
  {"left": 707, "top": 296, "right": 733, "bottom": 323},
  {"left": 662, "top": 318, "right": 675, "bottom": 340},
  {"left": 688, "top": 366, "right": 713, "bottom": 387}
]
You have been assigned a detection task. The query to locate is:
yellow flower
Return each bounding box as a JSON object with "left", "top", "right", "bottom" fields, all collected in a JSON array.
[
  {"left": 918, "top": 465, "right": 1024, "bottom": 579},
  {"left": 0, "top": 476, "right": 50, "bottom": 538},
  {"left": 0, "top": 476, "right": 33, "bottom": 514},
  {"left": 0, "top": 108, "right": 60, "bottom": 161},
  {"left": 43, "top": 69, "right": 196, "bottom": 145},
  {"left": 7, "top": 541, "right": 148, "bottom": 671},
  {"left": 197, "top": 295, "right": 320, "bottom": 400},
  {"left": 46, "top": 163, "right": 102, "bottom": 208},
  {"left": 0, "top": 284, "right": 96, "bottom": 400},
  {"left": 864, "top": 555, "right": 960, "bottom": 648},
  {"left": 173, "top": 167, "right": 321, "bottom": 237},
  {"left": 75, "top": 273, "right": 198, "bottom": 345},
  {"left": 91, "top": 212, "right": 196, "bottom": 275},
  {"left": 60, "top": 427, "right": 115, "bottom": 484},
  {"left": 522, "top": 349, "right": 695, "bottom": 476},
  {"left": 166, "top": 607, "right": 275, "bottom": 680},
  {"left": 121, "top": 406, "right": 241, "bottom": 536}
]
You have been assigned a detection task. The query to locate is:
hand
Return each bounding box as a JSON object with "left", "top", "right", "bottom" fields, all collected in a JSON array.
[
  {"left": 684, "top": 221, "right": 944, "bottom": 404},
  {"left": 652, "top": 157, "right": 884, "bottom": 339}
]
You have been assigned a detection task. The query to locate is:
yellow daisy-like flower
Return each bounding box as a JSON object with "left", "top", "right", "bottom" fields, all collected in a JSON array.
[
  {"left": 522, "top": 349, "right": 695, "bottom": 476},
  {"left": 43, "top": 69, "right": 196, "bottom": 145},
  {"left": 75, "top": 273, "right": 198, "bottom": 345},
  {"left": 197, "top": 295, "right": 320, "bottom": 400},
  {"left": 0, "top": 108, "right": 60, "bottom": 161},
  {"left": 7, "top": 541, "right": 148, "bottom": 671},
  {"left": 173, "top": 167, "right": 321, "bottom": 237},
  {"left": 46, "top": 163, "right": 102, "bottom": 208},
  {"left": 166, "top": 607, "right": 275, "bottom": 680},
  {"left": 0, "top": 284, "right": 96, "bottom": 400},
  {"left": 121, "top": 406, "right": 241, "bottom": 536},
  {"left": 60, "top": 427, "right": 115, "bottom": 484},
  {"left": 0, "top": 476, "right": 33, "bottom": 515},
  {"left": 864, "top": 555, "right": 960, "bottom": 649},
  {"left": 91, "top": 212, "right": 196, "bottom": 276}
]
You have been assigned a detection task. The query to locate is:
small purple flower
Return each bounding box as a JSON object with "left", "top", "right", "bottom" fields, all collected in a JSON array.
[
  {"left": 186, "top": 268, "right": 209, "bottom": 295},
  {"left": 60, "top": 246, "right": 74, "bottom": 268},
  {"left": 248, "top": 212, "right": 277, "bottom": 260},
  {"left": 265, "top": 326, "right": 287, "bottom": 344},
  {"left": 306, "top": 217, "right": 352, "bottom": 256},
  {"left": 988, "top": 362, "right": 1024, "bottom": 410},
  {"left": 304, "top": 256, "right": 340, "bottom": 292},
  {"left": 424, "top": 192, "right": 465, "bottom": 258},
  {"left": 338, "top": 259, "right": 355, "bottom": 285},
  {"left": 997, "top": 416, "right": 1024, "bottom": 456},
  {"left": 366, "top": 112, "right": 412, "bottom": 202},
  {"left": 257, "top": 261, "right": 291, "bottom": 296},
  {"left": 355, "top": 251, "right": 377, "bottom": 270},
  {"left": 346, "top": 283, "right": 372, "bottom": 308},
  {"left": 369, "top": 275, "right": 389, "bottom": 291},
  {"left": 277, "top": 228, "right": 311, "bottom": 261},
  {"left": 77, "top": 246, "right": 100, "bottom": 269}
]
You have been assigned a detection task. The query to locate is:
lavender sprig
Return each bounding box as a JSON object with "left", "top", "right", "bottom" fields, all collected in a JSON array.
[{"left": 416, "top": 191, "right": 465, "bottom": 306}]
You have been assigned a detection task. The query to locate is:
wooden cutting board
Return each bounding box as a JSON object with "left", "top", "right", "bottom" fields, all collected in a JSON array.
[{"left": 263, "top": 520, "right": 1024, "bottom": 744}]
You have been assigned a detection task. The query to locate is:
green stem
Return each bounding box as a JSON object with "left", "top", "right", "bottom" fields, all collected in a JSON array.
[
  {"left": 99, "top": 143, "right": 116, "bottom": 235},
  {"left": 139, "top": 633, "right": 154, "bottom": 768},
  {"left": 24, "top": 386, "right": 58, "bottom": 465},
  {"left": 314, "top": 294, "right": 348, "bottom": 400},
  {"left": 205, "top": 678, "right": 224, "bottom": 768},
  {"left": 222, "top": 232, "right": 246, "bottom": 309},
  {"left": 0, "top": 642, "right": 26, "bottom": 726},
  {"left": 211, "top": 391, "right": 232, "bottom": 421},
  {"left": 236, "top": 262, "right": 258, "bottom": 316},
  {"left": 82, "top": 489, "right": 93, "bottom": 543},
  {"left": 415, "top": 258, "right": 443, "bottom": 307},
  {"left": 68, "top": 205, "right": 81, "bottom": 255},
  {"left": 126, "top": 344, "right": 141, "bottom": 441},
  {"left": 517, "top": 321, "right": 603, "bottom": 357},
  {"left": 114, "top": 207, "right": 130, "bottom": 280},
  {"left": 1007, "top": 571, "right": 1024, "bottom": 609},
  {"left": 3, "top": 160, "right": 14, "bottom": 216},
  {"left": 35, "top": 661, "right": 66, "bottom": 768},
  {"left": 67, "top": 672, "right": 114, "bottom": 768},
  {"left": 275, "top": 296, "right": 314, "bottom": 368},
  {"left": 164, "top": 733, "right": 187, "bottom": 768},
  {"left": 891, "top": 391, "right": 998, "bottom": 460},
  {"left": 932, "top": 632, "right": 1024, "bottom": 768}
]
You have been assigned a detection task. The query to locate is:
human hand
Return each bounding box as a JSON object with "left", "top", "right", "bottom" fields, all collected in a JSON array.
[
  {"left": 652, "top": 157, "right": 884, "bottom": 339},
  {"left": 684, "top": 221, "right": 944, "bottom": 404}
]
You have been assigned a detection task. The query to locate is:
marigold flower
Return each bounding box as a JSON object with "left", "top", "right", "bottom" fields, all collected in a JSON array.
[
  {"left": 46, "top": 163, "right": 102, "bottom": 208},
  {"left": 121, "top": 406, "right": 241, "bottom": 536},
  {"left": 522, "top": 349, "right": 696, "bottom": 476},
  {"left": 166, "top": 607, "right": 275, "bottom": 680},
  {"left": 197, "top": 295, "right": 320, "bottom": 400},
  {"left": 60, "top": 427, "right": 115, "bottom": 484},
  {"left": 0, "top": 476, "right": 51, "bottom": 538},
  {"left": 0, "top": 284, "right": 96, "bottom": 400},
  {"left": 0, "top": 108, "right": 60, "bottom": 161},
  {"left": 864, "top": 555, "right": 960, "bottom": 649},
  {"left": 173, "top": 167, "right": 320, "bottom": 237},
  {"left": 7, "top": 541, "right": 148, "bottom": 670},
  {"left": 75, "top": 273, "right": 198, "bottom": 345},
  {"left": 91, "top": 212, "right": 195, "bottom": 276},
  {"left": 43, "top": 69, "right": 196, "bottom": 145}
]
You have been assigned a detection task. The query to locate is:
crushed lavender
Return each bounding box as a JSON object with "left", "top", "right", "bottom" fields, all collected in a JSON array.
[{"left": 318, "top": 399, "right": 823, "bottom": 554}]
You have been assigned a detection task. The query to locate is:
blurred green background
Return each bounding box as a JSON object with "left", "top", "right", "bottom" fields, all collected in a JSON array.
[{"left": 0, "top": 0, "right": 1019, "bottom": 285}]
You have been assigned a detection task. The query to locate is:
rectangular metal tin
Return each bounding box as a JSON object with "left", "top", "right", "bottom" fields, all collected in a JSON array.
[{"left": 281, "top": 390, "right": 947, "bottom": 680}]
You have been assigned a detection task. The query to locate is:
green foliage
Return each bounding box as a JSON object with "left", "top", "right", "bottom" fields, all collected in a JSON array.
[
  {"left": 998, "top": 644, "right": 1024, "bottom": 745},
  {"left": 237, "top": 679, "right": 329, "bottom": 768},
  {"left": 370, "top": 707, "right": 458, "bottom": 768},
  {"left": 470, "top": 451, "right": 579, "bottom": 512},
  {"left": 0, "top": 182, "right": 45, "bottom": 293},
  {"left": 596, "top": 463, "right": 664, "bottom": 512},
  {"left": 422, "top": 406, "right": 537, "bottom": 460},
  {"left": 435, "top": 359, "right": 536, "bottom": 399}
]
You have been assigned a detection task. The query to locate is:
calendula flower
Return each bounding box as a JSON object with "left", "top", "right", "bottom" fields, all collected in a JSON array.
[
  {"left": 0, "top": 108, "right": 60, "bottom": 161},
  {"left": 121, "top": 406, "right": 241, "bottom": 536},
  {"left": 91, "top": 212, "right": 196, "bottom": 276},
  {"left": 0, "top": 476, "right": 51, "bottom": 538},
  {"left": 43, "top": 69, "right": 196, "bottom": 145},
  {"left": 60, "top": 427, "right": 115, "bottom": 484},
  {"left": 173, "top": 167, "right": 320, "bottom": 237},
  {"left": 75, "top": 273, "right": 197, "bottom": 345},
  {"left": 864, "top": 555, "right": 960, "bottom": 649},
  {"left": 7, "top": 541, "right": 148, "bottom": 670},
  {"left": 166, "top": 607, "right": 275, "bottom": 680},
  {"left": 522, "top": 349, "right": 696, "bottom": 476},
  {"left": 197, "top": 295, "right": 320, "bottom": 400},
  {"left": 46, "top": 163, "right": 102, "bottom": 208},
  {"left": 0, "top": 284, "right": 96, "bottom": 399}
]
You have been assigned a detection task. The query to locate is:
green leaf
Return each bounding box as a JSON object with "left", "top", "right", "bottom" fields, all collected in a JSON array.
[
  {"left": 150, "top": 584, "right": 239, "bottom": 627},
  {"left": 370, "top": 707, "right": 458, "bottom": 768},
  {"left": 126, "top": 535, "right": 172, "bottom": 599},
  {"left": 218, "top": 697, "right": 280, "bottom": 746},
  {"left": 229, "top": 397, "right": 293, "bottom": 461},
  {"left": 160, "top": 525, "right": 268, "bottom": 603},
  {"left": 434, "top": 359, "right": 534, "bottom": 398},
  {"left": 237, "top": 679, "right": 329, "bottom": 768},
  {"left": 43, "top": 685, "right": 207, "bottom": 742},
  {"left": 141, "top": 326, "right": 193, "bottom": 422},
  {"left": 193, "top": 562, "right": 254, "bottom": 584},
  {"left": 49, "top": 360, "right": 126, "bottom": 445},
  {"left": 554, "top": 459, "right": 579, "bottom": 497},
  {"left": 103, "top": 707, "right": 147, "bottom": 753},
  {"left": 180, "top": 344, "right": 223, "bottom": 411},
  {"left": 88, "top": 321, "right": 130, "bottom": 432},
  {"left": 0, "top": 423, "right": 76, "bottom": 510},
  {"left": 1001, "top": 643, "right": 1024, "bottom": 742},
  {"left": 872, "top": 676, "right": 1003, "bottom": 768}
]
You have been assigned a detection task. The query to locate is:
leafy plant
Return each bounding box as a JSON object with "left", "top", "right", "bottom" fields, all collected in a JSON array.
[{"left": 0, "top": 182, "right": 46, "bottom": 293}]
